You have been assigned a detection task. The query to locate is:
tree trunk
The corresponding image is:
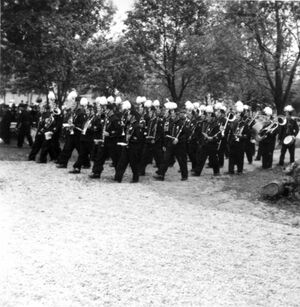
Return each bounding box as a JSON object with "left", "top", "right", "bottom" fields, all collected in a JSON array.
[{"left": 261, "top": 181, "right": 285, "bottom": 198}]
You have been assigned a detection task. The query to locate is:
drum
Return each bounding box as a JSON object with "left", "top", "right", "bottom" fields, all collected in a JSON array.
[
  {"left": 283, "top": 135, "right": 295, "bottom": 146},
  {"left": 9, "top": 122, "right": 17, "bottom": 130},
  {"left": 44, "top": 131, "right": 53, "bottom": 140}
]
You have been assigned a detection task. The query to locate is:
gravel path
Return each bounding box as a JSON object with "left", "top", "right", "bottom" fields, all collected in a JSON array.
[{"left": 1, "top": 161, "right": 300, "bottom": 306}]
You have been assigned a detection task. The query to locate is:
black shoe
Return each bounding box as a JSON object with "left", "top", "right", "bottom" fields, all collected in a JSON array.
[
  {"left": 82, "top": 165, "right": 91, "bottom": 169},
  {"left": 57, "top": 164, "right": 67, "bottom": 169},
  {"left": 237, "top": 172, "right": 243, "bottom": 175},
  {"left": 153, "top": 175, "right": 164, "bottom": 181},
  {"left": 130, "top": 179, "right": 139, "bottom": 183},
  {"left": 89, "top": 173, "right": 100, "bottom": 179},
  {"left": 224, "top": 171, "right": 234, "bottom": 175},
  {"left": 191, "top": 172, "right": 200, "bottom": 177},
  {"left": 36, "top": 161, "right": 46, "bottom": 164},
  {"left": 54, "top": 160, "right": 60, "bottom": 164},
  {"left": 214, "top": 173, "right": 221, "bottom": 177},
  {"left": 181, "top": 177, "right": 188, "bottom": 181},
  {"left": 69, "top": 168, "right": 80, "bottom": 174}
]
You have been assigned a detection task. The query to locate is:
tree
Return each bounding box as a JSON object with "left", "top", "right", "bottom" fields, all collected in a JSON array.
[
  {"left": 76, "top": 37, "right": 145, "bottom": 97},
  {"left": 1, "top": 0, "right": 114, "bottom": 105},
  {"left": 124, "top": 0, "right": 208, "bottom": 104},
  {"left": 226, "top": 1, "right": 300, "bottom": 114}
]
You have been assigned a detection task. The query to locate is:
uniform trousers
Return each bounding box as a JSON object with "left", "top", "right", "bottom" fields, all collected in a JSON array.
[
  {"left": 195, "top": 143, "right": 219, "bottom": 175},
  {"left": 279, "top": 143, "right": 296, "bottom": 165},
  {"left": 28, "top": 133, "right": 44, "bottom": 160},
  {"left": 115, "top": 143, "right": 143, "bottom": 182},
  {"left": 139, "top": 141, "right": 164, "bottom": 174},
  {"left": 228, "top": 141, "right": 245, "bottom": 173},
  {"left": 73, "top": 140, "right": 93, "bottom": 170},
  {"left": 57, "top": 134, "right": 81, "bottom": 166},
  {"left": 157, "top": 142, "right": 188, "bottom": 179},
  {"left": 92, "top": 140, "right": 121, "bottom": 175}
]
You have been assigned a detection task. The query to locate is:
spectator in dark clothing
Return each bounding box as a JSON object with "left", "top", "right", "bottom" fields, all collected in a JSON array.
[{"left": 0, "top": 104, "right": 13, "bottom": 144}]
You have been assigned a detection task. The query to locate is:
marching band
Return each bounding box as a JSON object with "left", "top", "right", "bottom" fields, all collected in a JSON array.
[{"left": 1, "top": 91, "right": 299, "bottom": 183}]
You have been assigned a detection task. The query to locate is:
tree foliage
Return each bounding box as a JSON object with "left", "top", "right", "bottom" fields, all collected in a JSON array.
[
  {"left": 124, "top": 0, "right": 208, "bottom": 104},
  {"left": 225, "top": 1, "right": 300, "bottom": 113},
  {"left": 76, "top": 38, "right": 145, "bottom": 97},
  {"left": 1, "top": 0, "right": 114, "bottom": 104}
]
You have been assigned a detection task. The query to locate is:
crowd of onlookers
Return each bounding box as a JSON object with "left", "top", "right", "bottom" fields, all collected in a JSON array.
[{"left": 0, "top": 101, "right": 40, "bottom": 147}]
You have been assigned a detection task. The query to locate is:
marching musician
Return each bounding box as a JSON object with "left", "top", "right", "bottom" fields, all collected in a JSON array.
[
  {"left": 214, "top": 103, "right": 227, "bottom": 168},
  {"left": 257, "top": 107, "right": 278, "bottom": 169},
  {"left": 89, "top": 99, "right": 123, "bottom": 179},
  {"left": 186, "top": 101, "right": 199, "bottom": 173},
  {"left": 38, "top": 106, "right": 60, "bottom": 163},
  {"left": 278, "top": 105, "right": 299, "bottom": 166},
  {"left": 192, "top": 105, "right": 221, "bottom": 177},
  {"left": 69, "top": 102, "right": 97, "bottom": 174},
  {"left": 114, "top": 105, "right": 145, "bottom": 183},
  {"left": 17, "top": 103, "right": 33, "bottom": 148},
  {"left": 243, "top": 104, "right": 255, "bottom": 165},
  {"left": 139, "top": 104, "right": 164, "bottom": 176},
  {"left": 154, "top": 105, "right": 189, "bottom": 181},
  {"left": 227, "top": 103, "right": 250, "bottom": 175},
  {"left": 56, "top": 95, "right": 86, "bottom": 169}
]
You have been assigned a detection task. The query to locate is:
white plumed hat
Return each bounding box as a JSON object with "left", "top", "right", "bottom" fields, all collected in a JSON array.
[
  {"left": 263, "top": 106, "right": 273, "bottom": 116},
  {"left": 153, "top": 100, "right": 160, "bottom": 107},
  {"left": 164, "top": 101, "right": 172, "bottom": 109},
  {"left": 48, "top": 91, "right": 55, "bottom": 101},
  {"left": 284, "top": 105, "right": 294, "bottom": 112},
  {"left": 243, "top": 104, "right": 250, "bottom": 110},
  {"left": 67, "top": 90, "right": 77, "bottom": 101},
  {"left": 122, "top": 100, "right": 131, "bottom": 110},
  {"left": 206, "top": 105, "right": 214, "bottom": 113},
  {"left": 193, "top": 102, "right": 200, "bottom": 109},
  {"left": 214, "top": 102, "right": 223, "bottom": 110},
  {"left": 115, "top": 96, "right": 122, "bottom": 105},
  {"left": 185, "top": 101, "right": 194, "bottom": 110},
  {"left": 107, "top": 96, "right": 115, "bottom": 104},
  {"left": 170, "top": 102, "right": 177, "bottom": 110},
  {"left": 144, "top": 100, "right": 152, "bottom": 108},
  {"left": 236, "top": 104, "right": 244, "bottom": 113},
  {"left": 80, "top": 97, "right": 88, "bottom": 106},
  {"left": 235, "top": 100, "right": 243, "bottom": 107}
]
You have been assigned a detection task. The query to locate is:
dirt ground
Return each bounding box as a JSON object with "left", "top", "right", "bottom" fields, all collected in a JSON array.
[{"left": 0, "top": 142, "right": 300, "bottom": 306}]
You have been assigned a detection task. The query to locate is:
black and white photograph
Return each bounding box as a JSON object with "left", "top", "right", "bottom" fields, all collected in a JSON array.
[{"left": 1, "top": 0, "right": 300, "bottom": 306}]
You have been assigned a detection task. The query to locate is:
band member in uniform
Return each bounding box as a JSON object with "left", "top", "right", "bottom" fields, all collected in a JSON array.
[
  {"left": 227, "top": 103, "right": 250, "bottom": 174},
  {"left": 56, "top": 95, "right": 86, "bottom": 168},
  {"left": 154, "top": 105, "right": 189, "bottom": 181},
  {"left": 69, "top": 101, "right": 97, "bottom": 173},
  {"left": 185, "top": 101, "right": 198, "bottom": 172},
  {"left": 278, "top": 105, "right": 299, "bottom": 166},
  {"left": 28, "top": 105, "right": 49, "bottom": 161},
  {"left": 192, "top": 105, "right": 220, "bottom": 176},
  {"left": 139, "top": 105, "right": 164, "bottom": 176},
  {"left": 257, "top": 107, "right": 278, "bottom": 169},
  {"left": 114, "top": 104, "right": 145, "bottom": 183},
  {"left": 38, "top": 107, "right": 59, "bottom": 163},
  {"left": 214, "top": 103, "right": 227, "bottom": 168},
  {"left": 243, "top": 105, "right": 255, "bottom": 164},
  {"left": 17, "top": 103, "right": 33, "bottom": 148},
  {"left": 89, "top": 100, "right": 123, "bottom": 179}
]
